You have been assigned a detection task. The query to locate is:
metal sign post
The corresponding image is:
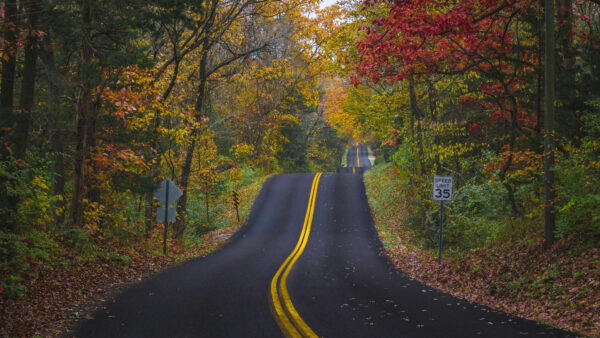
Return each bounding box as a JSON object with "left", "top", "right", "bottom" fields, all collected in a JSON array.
[
  {"left": 438, "top": 200, "right": 444, "bottom": 265},
  {"left": 163, "top": 180, "right": 169, "bottom": 255},
  {"left": 432, "top": 176, "right": 453, "bottom": 265},
  {"left": 154, "top": 178, "right": 183, "bottom": 255}
]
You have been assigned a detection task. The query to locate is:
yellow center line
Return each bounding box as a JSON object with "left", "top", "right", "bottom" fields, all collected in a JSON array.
[
  {"left": 269, "top": 173, "right": 321, "bottom": 338},
  {"left": 356, "top": 146, "right": 360, "bottom": 168}
]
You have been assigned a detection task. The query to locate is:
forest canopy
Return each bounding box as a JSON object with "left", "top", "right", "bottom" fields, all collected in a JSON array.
[{"left": 0, "top": 0, "right": 345, "bottom": 297}]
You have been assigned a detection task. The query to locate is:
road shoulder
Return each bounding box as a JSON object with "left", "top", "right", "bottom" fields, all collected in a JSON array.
[{"left": 363, "top": 163, "right": 597, "bottom": 336}]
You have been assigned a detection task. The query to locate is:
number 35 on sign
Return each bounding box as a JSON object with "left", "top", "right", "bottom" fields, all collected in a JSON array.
[{"left": 433, "top": 176, "right": 453, "bottom": 201}]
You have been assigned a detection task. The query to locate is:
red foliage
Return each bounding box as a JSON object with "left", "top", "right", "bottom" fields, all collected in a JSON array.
[
  {"left": 468, "top": 122, "right": 480, "bottom": 132},
  {"left": 354, "top": 0, "right": 539, "bottom": 132}
]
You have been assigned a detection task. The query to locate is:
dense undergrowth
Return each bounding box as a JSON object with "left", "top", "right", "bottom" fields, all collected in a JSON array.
[
  {"left": 0, "top": 166, "right": 264, "bottom": 297},
  {"left": 364, "top": 163, "right": 600, "bottom": 336}
]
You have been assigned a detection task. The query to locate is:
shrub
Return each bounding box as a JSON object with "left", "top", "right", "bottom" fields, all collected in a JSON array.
[
  {"left": 555, "top": 101, "right": 600, "bottom": 240},
  {"left": 0, "top": 230, "right": 60, "bottom": 297}
]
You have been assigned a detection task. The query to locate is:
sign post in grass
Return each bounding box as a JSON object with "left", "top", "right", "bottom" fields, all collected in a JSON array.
[{"left": 432, "top": 176, "right": 453, "bottom": 265}]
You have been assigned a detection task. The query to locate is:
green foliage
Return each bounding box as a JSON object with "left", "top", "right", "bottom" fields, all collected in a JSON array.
[
  {"left": 451, "top": 179, "right": 508, "bottom": 219},
  {"left": 375, "top": 143, "right": 398, "bottom": 164},
  {"left": 279, "top": 123, "right": 313, "bottom": 173},
  {"left": 241, "top": 166, "right": 259, "bottom": 186},
  {"left": 420, "top": 180, "right": 513, "bottom": 254},
  {"left": 58, "top": 228, "right": 100, "bottom": 259},
  {"left": 278, "top": 115, "right": 345, "bottom": 173},
  {"left": 555, "top": 100, "right": 600, "bottom": 240},
  {"left": 363, "top": 162, "right": 407, "bottom": 250},
  {"left": 392, "top": 143, "right": 417, "bottom": 173},
  {"left": 107, "top": 252, "right": 132, "bottom": 264},
  {"left": 369, "top": 159, "right": 517, "bottom": 256},
  {"left": 0, "top": 230, "right": 60, "bottom": 297},
  {"left": 0, "top": 154, "right": 58, "bottom": 231}
]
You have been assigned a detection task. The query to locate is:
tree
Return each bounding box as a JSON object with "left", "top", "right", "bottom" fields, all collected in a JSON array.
[{"left": 543, "top": 0, "right": 556, "bottom": 247}]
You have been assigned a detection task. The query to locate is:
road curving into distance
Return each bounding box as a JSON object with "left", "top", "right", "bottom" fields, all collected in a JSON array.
[
  {"left": 76, "top": 145, "right": 573, "bottom": 337},
  {"left": 339, "top": 145, "right": 370, "bottom": 174}
]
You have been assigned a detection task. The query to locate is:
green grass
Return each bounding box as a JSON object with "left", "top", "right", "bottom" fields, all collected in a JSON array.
[
  {"left": 363, "top": 162, "right": 408, "bottom": 251},
  {"left": 367, "top": 146, "right": 376, "bottom": 166},
  {"left": 341, "top": 145, "right": 349, "bottom": 167}
]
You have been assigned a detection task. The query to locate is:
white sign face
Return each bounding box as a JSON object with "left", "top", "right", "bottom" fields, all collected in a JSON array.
[
  {"left": 432, "top": 176, "right": 453, "bottom": 201},
  {"left": 154, "top": 178, "right": 183, "bottom": 206}
]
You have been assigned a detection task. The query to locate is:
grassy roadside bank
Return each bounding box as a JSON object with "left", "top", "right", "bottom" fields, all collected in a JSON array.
[
  {"left": 0, "top": 174, "right": 271, "bottom": 337},
  {"left": 363, "top": 163, "right": 600, "bottom": 337}
]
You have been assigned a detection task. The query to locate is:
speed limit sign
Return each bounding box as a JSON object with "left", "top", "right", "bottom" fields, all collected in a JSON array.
[
  {"left": 433, "top": 176, "right": 453, "bottom": 201},
  {"left": 433, "top": 175, "right": 453, "bottom": 265}
]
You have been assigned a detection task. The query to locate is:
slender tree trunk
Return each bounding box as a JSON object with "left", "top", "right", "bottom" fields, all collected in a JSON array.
[
  {"left": 14, "top": 0, "right": 41, "bottom": 160},
  {"left": 499, "top": 106, "right": 520, "bottom": 215},
  {"left": 173, "top": 135, "right": 196, "bottom": 239},
  {"left": 558, "top": 0, "right": 575, "bottom": 73},
  {"left": 71, "top": 4, "right": 93, "bottom": 227},
  {"left": 426, "top": 79, "right": 441, "bottom": 174},
  {"left": 1, "top": 0, "right": 17, "bottom": 114},
  {"left": 205, "top": 189, "right": 210, "bottom": 224},
  {"left": 144, "top": 52, "right": 182, "bottom": 235},
  {"left": 52, "top": 137, "right": 67, "bottom": 224},
  {"left": 145, "top": 192, "right": 155, "bottom": 236},
  {"left": 144, "top": 120, "right": 161, "bottom": 236},
  {"left": 409, "top": 75, "right": 426, "bottom": 177},
  {"left": 536, "top": 5, "right": 544, "bottom": 135},
  {"left": 0, "top": 0, "right": 19, "bottom": 232},
  {"left": 41, "top": 34, "right": 67, "bottom": 226},
  {"left": 556, "top": 0, "right": 578, "bottom": 139},
  {"left": 86, "top": 99, "right": 101, "bottom": 207},
  {"left": 173, "top": 44, "right": 209, "bottom": 240},
  {"left": 544, "top": 0, "right": 556, "bottom": 248}
]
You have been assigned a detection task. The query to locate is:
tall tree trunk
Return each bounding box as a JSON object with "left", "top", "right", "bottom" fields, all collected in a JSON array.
[
  {"left": 173, "top": 135, "right": 197, "bottom": 239},
  {"left": 558, "top": 0, "right": 575, "bottom": 73},
  {"left": 71, "top": 4, "right": 93, "bottom": 227},
  {"left": 409, "top": 75, "right": 426, "bottom": 177},
  {"left": 86, "top": 99, "right": 101, "bottom": 207},
  {"left": 426, "top": 79, "right": 440, "bottom": 174},
  {"left": 556, "top": 0, "right": 580, "bottom": 143},
  {"left": 41, "top": 34, "right": 68, "bottom": 226},
  {"left": 536, "top": 4, "right": 544, "bottom": 135},
  {"left": 0, "top": 0, "right": 19, "bottom": 232},
  {"left": 173, "top": 44, "right": 209, "bottom": 241},
  {"left": 145, "top": 52, "right": 181, "bottom": 235},
  {"left": 0, "top": 0, "right": 17, "bottom": 115},
  {"left": 499, "top": 102, "right": 520, "bottom": 215},
  {"left": 544, "top": 0, "right": 556, "bottom": 248},
  {"left": 145, "top": 192, "right": 155, "bottom": 236},
  {"left": 14, "top": 0, "right": 41, "bottom": 160}
]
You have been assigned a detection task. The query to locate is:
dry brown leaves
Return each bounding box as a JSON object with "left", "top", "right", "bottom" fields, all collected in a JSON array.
[
  {"left": 0, "top": 225, "right": 241, "bottom": 338},
  {"left": 378, "top": 222, "right": 600, "bottom": 337},
  {"left": 365, "top": 165, "right": 599, "bottom": 337}
]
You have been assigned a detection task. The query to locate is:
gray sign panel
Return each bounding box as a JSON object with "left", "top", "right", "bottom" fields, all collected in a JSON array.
[
  {"left": 154, "top": 178, "right": 183, "bottom": 206},
  {"left": 157, "top": 207, "right": 176, "bottom": 222}
]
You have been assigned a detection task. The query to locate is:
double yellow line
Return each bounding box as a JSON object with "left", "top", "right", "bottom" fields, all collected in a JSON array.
[
  {"left": 356, "top": 146, "right": 360, "bottom": 168},
  {"left": 269, "top": 173, "right": 322, "bottom": 338}
]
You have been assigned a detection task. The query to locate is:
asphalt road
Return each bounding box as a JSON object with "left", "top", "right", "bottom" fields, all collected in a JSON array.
[
  {"left": 338, "top": 145, "right": 370, "bottom": 174},
  {"left": 75, "top": 146, "right": 574, "bottom": 337}
]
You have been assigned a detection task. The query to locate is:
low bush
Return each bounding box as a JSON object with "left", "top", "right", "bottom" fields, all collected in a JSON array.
[{"left": 0, "top": 230, "right": 60, "bottom": 297}]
